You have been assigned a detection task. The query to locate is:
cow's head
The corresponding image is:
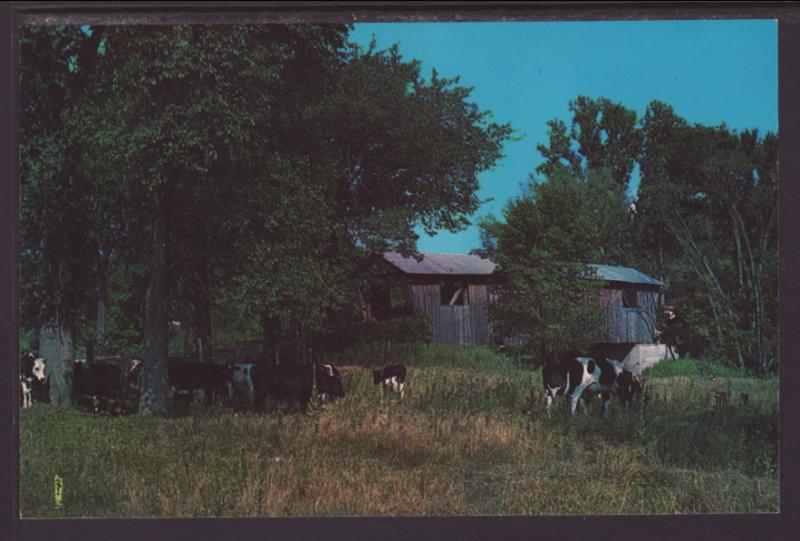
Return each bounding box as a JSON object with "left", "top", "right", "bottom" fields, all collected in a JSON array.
[
  {"left": 30, "top": 358, "right": 47, "bottom": 382},
  {"left": 372, "top": 368, "right": 384, "bottom": 385},
  {"left": 616, "top": 370, "right": 641, "bottom": 407},
  {"left": 317, "top": 364, "right": 345, "bottom": 398},
  {"left": 541, "top": 360, "right": 566, "bottom": 395}
]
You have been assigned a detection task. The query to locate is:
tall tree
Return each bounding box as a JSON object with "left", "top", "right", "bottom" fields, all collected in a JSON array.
[
  {"left": 60, "top": 24, "right": 350, "bottom": 414},
  {"left": 20, "top": 25, "right": 107, "bottom": 404},
  {"left": 480, "top": 168, "right": 608, "bottom": 354},
  {"left": 536, "top": 96, "right": 641, "bottom": 189},
  {"left": 26, "top": 24, "right": 511, "bottom": 415},
  {"left": 223, "top": 40, "right": 513, "bottom": 352},
  {"left": 635, "top": 102, "right": 778, "bottom": 372}
]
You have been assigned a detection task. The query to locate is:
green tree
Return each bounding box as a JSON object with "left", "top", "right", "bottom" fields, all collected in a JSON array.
[
  {"left": 222, "top": 40, "right": 513, "bottom": 355},
  {"left": 22, "top": 25, "right": 511, "bottom": 415},
  {"left": 20, "top": 25, "right": 108, "bottom": 404},
  {"left": 56, "top": 24, "right": 351, "bottom": 414},
  {"left": 480, "top": 168, "right": 608, "bottom": 354},
  {"left": 537, "top": 96, "right": 641, "bottom": 188},
  {"left": 635, "top": 102, "right": 778, "bottom": 372}
]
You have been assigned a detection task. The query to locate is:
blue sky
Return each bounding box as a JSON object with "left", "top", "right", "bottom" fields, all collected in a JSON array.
[{"left": 349, "top": 20, "right": 778, "bottom": 254}]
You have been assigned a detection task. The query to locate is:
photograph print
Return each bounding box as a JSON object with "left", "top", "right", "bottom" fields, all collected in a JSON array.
[{"left": 18, "top": 16, "right": 778, "bottom": 517}]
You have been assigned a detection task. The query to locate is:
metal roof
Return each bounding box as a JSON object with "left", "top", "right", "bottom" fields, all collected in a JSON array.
[
  {"left": 588, "top": 264, "right": 663, "bottom": 286},
  {"left": 383, "top": 252, "right": 662, "bottom": 286},
  {"left": 383, "top": 252, "right": 498, "bottom": 275}
]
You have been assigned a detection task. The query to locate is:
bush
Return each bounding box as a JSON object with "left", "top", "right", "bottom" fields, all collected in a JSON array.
[
  {"left": 329, "top": 341, "right": 517, "bottom": 373},
  {"left": 643, "top": 357, "right": 750, "bottom": 378}
]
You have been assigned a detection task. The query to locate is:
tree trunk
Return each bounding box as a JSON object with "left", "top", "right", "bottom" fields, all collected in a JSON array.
[
  {"left": 95, "top": 248, "right": 108, "bottom": 341},
  {"left": 191, "top": 218, "right": 212, "bottom": 363},
  {"left": 139, "top": 184, "right": 170, "bottom": 415},
  {"left": 38, "top": 321, "right": 73, "bottom": 406},
  {"left": 261, "top": 311, "right": 281, "bottom": 365}
]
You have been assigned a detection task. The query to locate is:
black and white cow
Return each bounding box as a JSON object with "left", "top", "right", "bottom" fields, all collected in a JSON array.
[
  {"left": 542, "top": 352, "right": 641, "bottom": 415},
  {"left": 373, "top": 364, "right": 406, "bottom": 399},
  {"left": 20, "top": 351, "right": 46, "bottom": 409},
  {"left": 315, "top": 363, "right": 345, "bottom": 403}
]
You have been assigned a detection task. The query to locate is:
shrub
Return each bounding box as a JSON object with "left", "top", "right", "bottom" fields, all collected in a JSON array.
[{"left": 643, "top": 357, "right": 750, "bottom": 378}]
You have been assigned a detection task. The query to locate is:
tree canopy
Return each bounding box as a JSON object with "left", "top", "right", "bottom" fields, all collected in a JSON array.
[
  {"left": 483, "top": 96, "right": 777, "bottom": 373},
  {"left": 20, "top": 24, "right": 512, "bottom": 413}
]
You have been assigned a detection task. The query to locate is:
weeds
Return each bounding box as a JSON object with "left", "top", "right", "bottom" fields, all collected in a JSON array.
[{"left": 19, "top": 347, "right": 778, "bottom": 517}]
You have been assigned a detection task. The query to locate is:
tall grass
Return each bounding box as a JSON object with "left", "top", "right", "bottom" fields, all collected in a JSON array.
[{"left": 19, "top": 346, "right": 778, "bottom": 517}]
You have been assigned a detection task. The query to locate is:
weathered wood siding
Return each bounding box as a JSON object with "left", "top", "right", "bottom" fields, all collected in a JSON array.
[
  {"left": 597, "top": 288, "right": 659, "bottom": 343},
  {"left": 407, "top": 284, "right": 492, "bottom": 345}
]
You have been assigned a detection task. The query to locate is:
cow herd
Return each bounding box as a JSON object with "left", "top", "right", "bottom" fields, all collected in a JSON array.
[
  {"left": 21, "top": 349, "right": 642, "bottom": 417},
  {"left": 19, "top": 350, "right": 409, "bottom": 414}
]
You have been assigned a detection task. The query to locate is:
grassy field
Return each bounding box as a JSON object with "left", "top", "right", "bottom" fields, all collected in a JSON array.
[{"left": 19, "top": 346, "right": 779, "bottom": 517}]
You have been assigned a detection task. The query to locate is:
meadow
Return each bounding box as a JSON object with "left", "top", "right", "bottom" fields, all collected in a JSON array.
[{"left": 19, "top": 345, "right": 779, "bottom": 517}]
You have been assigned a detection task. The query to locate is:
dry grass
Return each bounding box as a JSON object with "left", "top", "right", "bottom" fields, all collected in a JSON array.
[{"left": 19, "top": 348, "right": 779, "bottom": 517}]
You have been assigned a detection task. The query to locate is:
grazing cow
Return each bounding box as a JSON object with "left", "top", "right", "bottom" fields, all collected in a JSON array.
[
  {"left": 542, "top": 352, "right": 641, "bottom": 415},
  {"left": 73, "top": 359, "right": 130, "bottom": 413},
  {"left": 373, "top": 364, "right": 406, "bottom": 399},
  {"left": 315, "top": 363, "right": 345, "bottom": 403},
  {"left": 227, "top": 362, "right": 255, "bottom": 399},
  {"left": 20, "top": 351, "right": 47, "bottom": 409},
  {"left": 252, "top": 362, "right": 314, "bottom": 411},
  {"left": 167, "top": 358, "right": 232, "bottom": 406}
]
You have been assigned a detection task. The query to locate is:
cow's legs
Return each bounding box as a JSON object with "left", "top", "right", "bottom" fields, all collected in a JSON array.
[
  {"left": 569, "top": 385, "right": 589, "bottom": 415},
  {"left": 399, "top": 382, "right": 405, "bottom": 400},
  {"left": 601, "top": 392, "right": 611, "bottom": 415},
  {"left": 21, "top": 381, "right": 31, "bottom": 409}
]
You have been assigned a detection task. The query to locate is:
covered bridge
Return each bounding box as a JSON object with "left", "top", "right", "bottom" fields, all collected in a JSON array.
[{"left": 377, "top": 252, "right": 663, "bottom": 348}]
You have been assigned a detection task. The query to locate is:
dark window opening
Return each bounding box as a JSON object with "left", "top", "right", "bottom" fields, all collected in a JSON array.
[
  {"left": 389, "top": 285, "right": 407, "bottom": 310},
  {"left": 441, "top": 284, "right": 467, "bottom": 306},
  {"left": 622, "top": 288, "right": 638, "bottom": 308}
]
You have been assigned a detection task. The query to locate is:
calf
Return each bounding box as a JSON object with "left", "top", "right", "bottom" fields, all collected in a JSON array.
[
  {"left": 373, "top": 364, "right": 406, "bottom": 399},
  {"left": 542, "top": 352, "right": 640, "bottom": 415},
  {"left": 20, "top": 351, "right": 47, "bottom": 409},
  {"left": 252, "top": 362, "right": 313, "bottom": 411},
  {"left": 315, "top": 363, "right": 345, "bottom": 403},
  {"left": 167, "top": 359, "right": 232, "bottom": 406}
]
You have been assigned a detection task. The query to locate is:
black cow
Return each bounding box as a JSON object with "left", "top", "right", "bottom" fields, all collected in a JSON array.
[
  {"left": 73, "top": 359, "right": 132, "bottom": 413},
  {"left": 253, "top": 362, "right": 313, "bottom": 411},
  {"left": 20, "top": 351, "right": 47, "bottom": 409},
  {"left": 167, "top": 358, "right": 232, "bottom": 406},
  {"left": 542, "top": 352, "right": 641, "bottom": 415},
  {"left": 315, "top": 363, "right": 345, "bottom": 403},
  {"left": 373, "top": 364, "right": 406, "bottom": 399}
]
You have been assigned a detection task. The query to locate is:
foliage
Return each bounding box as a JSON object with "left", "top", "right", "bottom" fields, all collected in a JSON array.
[
  {"left": 501, "top": 95, "right": 777, "bottom": 373},
  {"left": 316, "top": 316, "right": 433, "bottom": 354},
  {"left": 20, "top": 25, "right": 512, "bottom": 413},
  {"left": 634, "top": 102, "right": 778, "bottom": 372},
  {"left": 536, "top": 96, "right": 641, "bottom": 188},
  {"left": 642, "top": 357, "right": 752, "bottom": 379},
  {"left": 479, "top": 167, "right": 623, "bottom": 353}
]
